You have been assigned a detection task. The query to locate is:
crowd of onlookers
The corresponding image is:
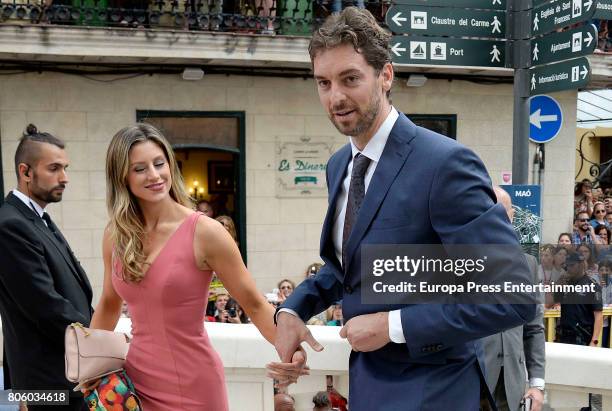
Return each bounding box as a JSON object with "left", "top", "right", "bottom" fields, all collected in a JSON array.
[
  {"left": 571, "top": 180, "right": 611, "bottom": 250},
  {"left": 595, "top": 20, "right": 612, "bottom": 53},
  {"left": 537, "top": 182, "right": 612, "bottom": 350}
]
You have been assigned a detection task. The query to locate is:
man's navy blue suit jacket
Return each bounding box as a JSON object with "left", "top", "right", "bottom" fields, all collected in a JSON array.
[{"left": 281, "top": 113, "right": 537, "bottom": 411}]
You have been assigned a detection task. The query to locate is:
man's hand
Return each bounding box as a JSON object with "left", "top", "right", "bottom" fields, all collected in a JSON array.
[
  {"left": 524, "top": 388, "right": 544, "bottom": 411},
  {"left": 339, "top": 312, "right": 390, "bottom": 352},
  {"left": 267, "top": 312, "right": 323, "bottom": 385}
]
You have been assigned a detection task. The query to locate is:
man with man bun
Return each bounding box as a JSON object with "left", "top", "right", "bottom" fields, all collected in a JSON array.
[{"left": 0, "top": 125, "right": 92, "bottom": 410}]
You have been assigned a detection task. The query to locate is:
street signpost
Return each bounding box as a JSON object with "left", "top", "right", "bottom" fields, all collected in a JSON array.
[
  {"left": 530, "top": 24, "right": 597, "bottom": 66},
  {"left": 385, "top": 5, "right": 506, "bottom": 38},
  {"left": 383, "top": 0, "right": 603, "bottom": 184},
  {"left": 531, "top": 0, "right": 596, "bottom": 36},
  {"left": 390, "top": 0, "right": 506, "bottom": 10},
  {"left": 594, "top": 0, "right": 612, "bottom": 19},
  {"left": 529, "top": 56, "right": 590, "bottom": 95},
  {"left": 532, "top": 0, "right": 553, "bottom": 7},
  {"left": 391, "top": 36, "right": 507, "bottom": 67},
  {"left": 529, "top": 95, "right": 563, "bottom": 143}
]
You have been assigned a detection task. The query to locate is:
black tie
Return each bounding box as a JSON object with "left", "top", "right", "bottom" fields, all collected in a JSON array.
[
  {"left": 342, "top": 153, "right": 371, "bottom": 268},
  {"left": 42, "top": 212, "right": 65, "bottom": 244}
]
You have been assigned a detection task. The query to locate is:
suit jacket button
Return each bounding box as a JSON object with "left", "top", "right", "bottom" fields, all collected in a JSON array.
[{"left": 344, "top": 285, "right": 353, "bottom": 294}]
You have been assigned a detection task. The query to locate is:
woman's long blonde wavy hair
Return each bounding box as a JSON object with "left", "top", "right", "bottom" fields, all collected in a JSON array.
[{"left": 106, "top": 123, "right": 192, "bottom": 283}]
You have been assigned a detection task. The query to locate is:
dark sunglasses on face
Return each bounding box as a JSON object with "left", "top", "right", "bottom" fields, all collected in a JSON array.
[
  {"left": 578, "top": 218, "right": 589, "bottom": 222},
  {"left": 280, "top": 286, "right": 292, "bottom": 290},
  {"left": 595, "top": 209, "right": 606, "bottom": 213}
]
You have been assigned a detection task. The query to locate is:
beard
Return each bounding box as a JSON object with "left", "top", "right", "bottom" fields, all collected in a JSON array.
[
  {"left": 30, "top": 176, "right": 64, "bottom": 204},
  {"left": 329, "top": 89, "right": 381, "bottom": 138}
]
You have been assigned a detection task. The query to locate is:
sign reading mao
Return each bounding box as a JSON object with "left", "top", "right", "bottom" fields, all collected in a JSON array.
[
  {"left": 529, "top": 56, "right": 590, "bottom": 95},
  {"left": 530, "top": 24, "right": 597, "bottom": 66},
  {"left": 386, "top": 6, "right": 506, "bottom": 38},
  {"left": 390, "top": 0, "right": 506, "bottom": 10},
  {"left": 391, "top": 36, "right": 506, "bottom": 68},
  {"left": 531, "top": 0, "right": 596, "bottom": 36},
  {"left": 529, "top": 95, "right": 563, "bottom": 143},
  {"left": 500, "top": 185, "right": 542, "bottom": 218}
]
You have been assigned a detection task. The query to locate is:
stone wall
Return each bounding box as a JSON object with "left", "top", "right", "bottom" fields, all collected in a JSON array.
[{"left": 0, "top": 72, "right": 577, "bottom": 303}]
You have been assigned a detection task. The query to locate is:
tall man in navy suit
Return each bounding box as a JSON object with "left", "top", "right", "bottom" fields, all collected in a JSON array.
[{"left": 272, "top": 8, "right": 537, "bottom": 411}]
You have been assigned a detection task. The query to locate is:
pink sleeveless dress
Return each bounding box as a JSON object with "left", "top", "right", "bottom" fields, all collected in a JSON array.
[{"left": 112, "top": 212, "right": 229, "bottom": 411}]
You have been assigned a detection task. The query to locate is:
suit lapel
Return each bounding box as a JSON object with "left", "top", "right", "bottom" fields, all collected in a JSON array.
[
  {"left": 343, "top": 114, "right": 416, "bottom": 275},
  {"left": 6, "top": 194, "right": 92, "bottom": 297},
  {"left": 320, "top": 145, "right": 352, "bottom": 277}
]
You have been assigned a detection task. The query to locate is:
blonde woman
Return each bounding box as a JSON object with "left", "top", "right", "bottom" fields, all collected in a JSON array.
[{"left": 90, "top": 124, "right": 303, "bottom": 410}]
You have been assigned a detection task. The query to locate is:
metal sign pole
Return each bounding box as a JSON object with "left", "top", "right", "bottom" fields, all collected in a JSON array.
[
  {"left": 511, "top": 0, "right": 531, "bottom": 184},
  {"left": 513, "top": 67, "right": 530, "bottom": 184}
]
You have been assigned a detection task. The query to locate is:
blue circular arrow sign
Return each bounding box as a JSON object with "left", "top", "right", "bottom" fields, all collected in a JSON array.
[{"left": 529, "top": 95, "right": 563, "bottom": 144}]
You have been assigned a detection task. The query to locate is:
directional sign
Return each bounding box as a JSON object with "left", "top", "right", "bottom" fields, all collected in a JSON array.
[
  {"left": 532, "top": 0, "right": 596, "bottom": 36},
  {"left": 391, "top": 36, "right": 506, "bottom": 67},
  {"left": 386, "top": 6, "right": 506, "bottom": 38},
  {"left": 529, "top": 95, "right": 563, "bottom": 143},
  {"left": 531, "top": 24, "right": 597, "bottom": 66},
  {"left": 529, "top": 57, "right": 590, "bottom": 95},
  {"left": 533, "top": 0, "right": 554, "bottom": 6},
  {"left": 391, "top": 0, "right": 506, "bottom": 10},
  {"left": 594, "top": 0, "right": 612, "bottom": 19}
]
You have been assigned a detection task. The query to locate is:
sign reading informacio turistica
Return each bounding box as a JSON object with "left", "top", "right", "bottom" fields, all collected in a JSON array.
[
  {"left": 529, "top": 57, "right": 590, "bottom": 95},
  {"left": 275, "top": 138, "right": 332, "bottom": 198}
]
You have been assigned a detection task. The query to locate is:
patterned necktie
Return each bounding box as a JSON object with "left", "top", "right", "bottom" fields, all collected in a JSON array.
[{"left": 342, "top": 153, "right": 371, "bottom": 268}]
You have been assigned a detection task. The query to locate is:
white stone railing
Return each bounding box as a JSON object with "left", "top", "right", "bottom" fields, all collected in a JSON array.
[
  {"left": 116, "top": 319, "right": 612, "bottom": 411},
  {"left": 545, "top": 342, "right": 612, "bottom": 411},
  {"left": 2, "top": 319, "right": 612, "bottom": 410},
  {"left": 116, "top": 318, "right": 350, "bottom": 411}
]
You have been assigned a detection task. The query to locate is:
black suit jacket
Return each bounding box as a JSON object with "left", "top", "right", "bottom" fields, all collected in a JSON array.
[{"left": 0, "top": 192, "right": 93, "bottom": 393}]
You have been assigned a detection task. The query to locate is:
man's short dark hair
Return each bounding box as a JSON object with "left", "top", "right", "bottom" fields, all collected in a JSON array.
[
  {"left": 14, "top": 124, "right": 65, "bottom": 179},
  {"left": 312, "top": 391, "right": 331, "bottom": 407},
  {"left": 309, "top": 7, "right": 392, "bottom": 98},
  {"left": 574, "top": 212, "right": 589, "bottom": 222}
]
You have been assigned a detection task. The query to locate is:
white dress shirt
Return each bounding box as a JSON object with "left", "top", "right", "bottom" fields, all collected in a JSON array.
[
  {"left": 280, "top": 107, "right": 406, "bottom": 344},
  {"left": 12, "top": 189, "right": 47, "bottom": 221}
]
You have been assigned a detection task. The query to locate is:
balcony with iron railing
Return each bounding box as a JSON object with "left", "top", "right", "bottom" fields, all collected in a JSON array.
[{"left": 0, "top": 0, "right": 609, "bottom": 83}]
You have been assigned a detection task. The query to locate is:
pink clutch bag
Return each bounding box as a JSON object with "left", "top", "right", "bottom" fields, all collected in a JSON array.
[{"left": 65, "top": 322, "right": 130, "bottom": 390}]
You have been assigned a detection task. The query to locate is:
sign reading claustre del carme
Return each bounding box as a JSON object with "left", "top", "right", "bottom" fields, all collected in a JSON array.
[{"left": 276, "top": 137, "right": 332, "bottom": 198}]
